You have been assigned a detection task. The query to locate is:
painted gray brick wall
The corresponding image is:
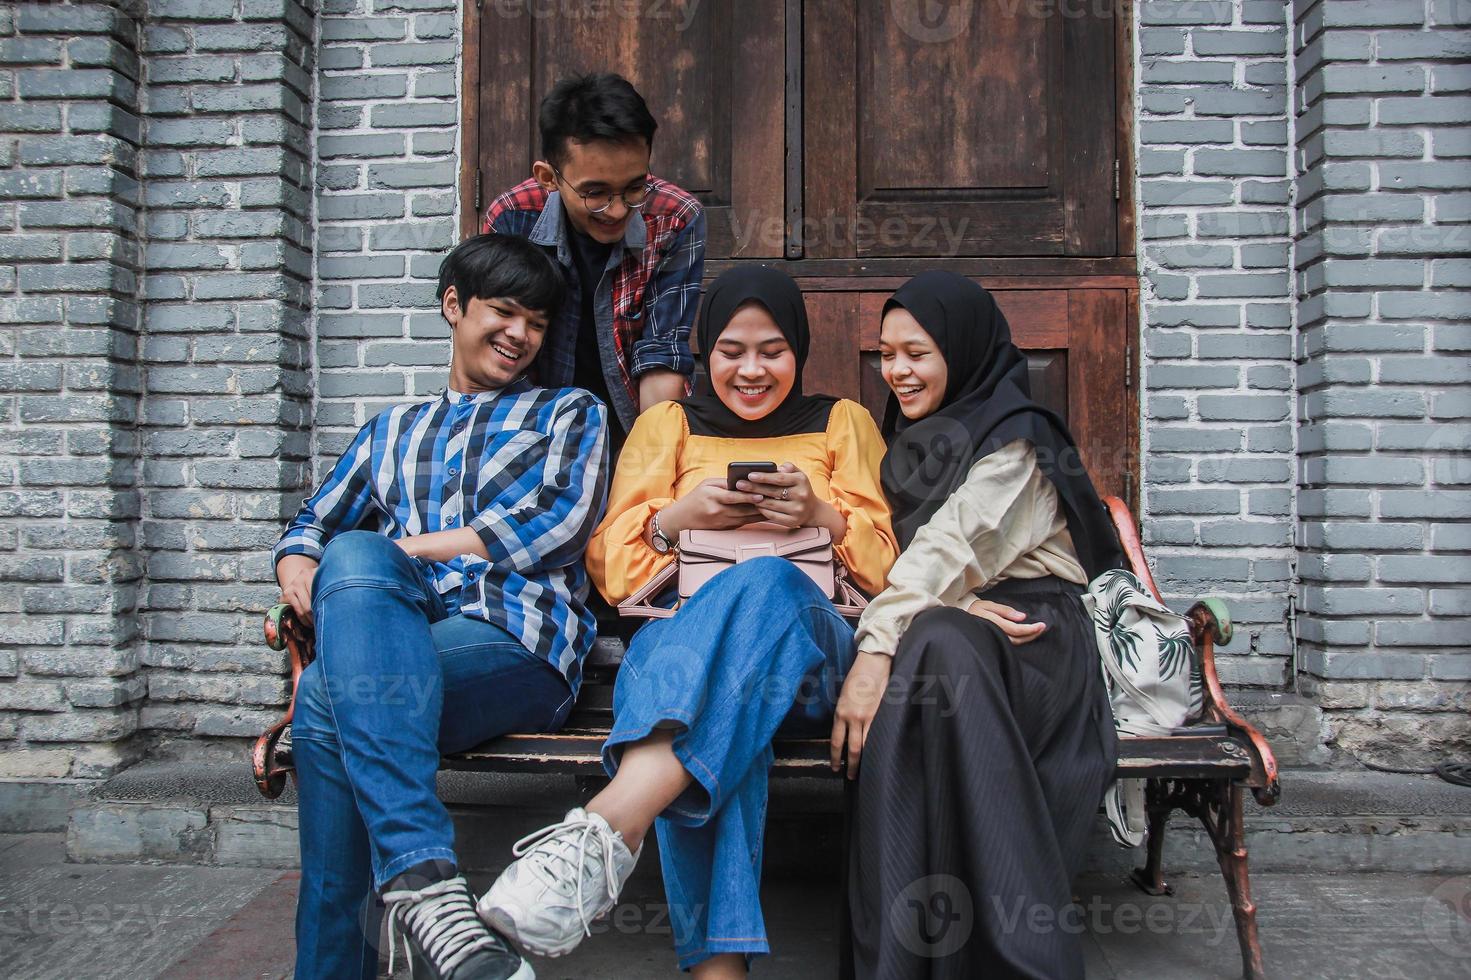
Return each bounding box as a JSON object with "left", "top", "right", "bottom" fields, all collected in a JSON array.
[
  {"left": 1, "top": 0, "right": 1466, "bottom": 780},
  {"left": 312, "top": 0, "right": 458, "bottom": 469},
  {"left": 1136, "top": 0, "right": 1299, "bottom": 688},
  {"left": 1291, "top": 0, "right": 1471, "bottom": 767},
  {"left": 134, "top": 0, "right": 314, "bottom": 749},
  {"left": 0, "top": 0, "right": 146, "bottom": 780}
]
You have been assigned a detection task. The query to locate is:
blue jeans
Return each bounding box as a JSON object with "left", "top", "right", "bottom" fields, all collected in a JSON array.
[
  {"left": 292, "top": 531, "right": 574, "bottom": 980},
  {"left": 601, "top": 557, "right": 855, "bottom": 970}
]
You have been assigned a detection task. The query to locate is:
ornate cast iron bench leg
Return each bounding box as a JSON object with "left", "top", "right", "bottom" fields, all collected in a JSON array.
[
  {"left": 1129, "top": 775, "right": 1265, "bottom": 979},
  {"left": 1212, "top": 781, "right": 1265, "bottom": 980},
  {"left": 1184, "top": 778, "right": 1265, "bottom": 980}
]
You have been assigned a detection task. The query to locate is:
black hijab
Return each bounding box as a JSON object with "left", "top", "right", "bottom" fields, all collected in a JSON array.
[
  {"left": 680, "top": 266, "right": 838, "bottom": 438},
  {"left": 879, "top": 271, "right": 1124, "bottom": 580}
]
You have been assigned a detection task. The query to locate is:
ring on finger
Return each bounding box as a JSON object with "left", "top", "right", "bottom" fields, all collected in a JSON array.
[{"left": 780, "top": 487, "right": 790, "bottom": 501}]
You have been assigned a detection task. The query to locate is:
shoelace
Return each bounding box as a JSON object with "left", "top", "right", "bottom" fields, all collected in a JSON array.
[
  {"left": 510, "top": 813, "right": 625, "bottom": 937},
  {"left": 383, "top": 875, "right": 505, "bottom": 978}
]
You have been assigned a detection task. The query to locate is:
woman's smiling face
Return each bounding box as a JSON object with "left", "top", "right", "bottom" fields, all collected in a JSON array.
[
  {"left": 707, "top": 301, "right": 797, "bottom": 422},
  {"left": 879, "top": 307, "right": 948, "bottom": 420}
]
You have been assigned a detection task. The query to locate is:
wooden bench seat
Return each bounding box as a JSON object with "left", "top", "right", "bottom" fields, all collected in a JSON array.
[
  {"left": 256, "top": 497, "right": 1279, "bottom": 979},
  {"left": 447, "top": 638, "right": 1259, "bottom": 783},
  {"left": 449, "top": 728, "right": 1258, "bottom": 782}
]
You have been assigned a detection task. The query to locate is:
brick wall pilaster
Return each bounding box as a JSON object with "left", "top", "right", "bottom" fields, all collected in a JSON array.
[
  {"left": 135, "top": 0, "right": 315, "bottom": 747},
  {"left": 0, "top": 0, "right": 146, "bottom": 780},
  {"left": 1291, "top": 0, "right": 1471, "bottom": 767},
  {"left": 1136, "top": 0, "right": 1299, "bottom": 687}
]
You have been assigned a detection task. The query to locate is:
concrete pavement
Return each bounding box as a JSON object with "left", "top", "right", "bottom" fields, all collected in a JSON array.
[{"left": 3, "top": 832, "right": 1470, "bottom": 979}]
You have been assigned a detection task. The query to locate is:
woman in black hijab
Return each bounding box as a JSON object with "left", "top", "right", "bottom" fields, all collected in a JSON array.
[
  {"left": 678, "top": 264, "right": 839, "bottom": 438},
  {"left": 837, "top": 271, "right": 1123, "bottom": 979},
  {"left": 483, "top": 266, "right": 898, "bottom": 977}
]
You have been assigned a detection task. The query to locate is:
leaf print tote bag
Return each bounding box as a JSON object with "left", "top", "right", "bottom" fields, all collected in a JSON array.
[{"left": 1083, "top": 567, "right": 1204, "bottom": 846}]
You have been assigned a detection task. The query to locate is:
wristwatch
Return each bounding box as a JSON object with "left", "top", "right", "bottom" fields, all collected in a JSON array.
[{"left": 650, "top": 509, "right": 675, "bottom": 555}]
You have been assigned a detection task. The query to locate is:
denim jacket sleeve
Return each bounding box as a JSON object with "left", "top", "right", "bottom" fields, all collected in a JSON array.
[
  {"left": 487, "top": 206, "right": 538, "bottom": 238},
  {"left": 630, "top": 208, "right": 705, "bottom": 381}
]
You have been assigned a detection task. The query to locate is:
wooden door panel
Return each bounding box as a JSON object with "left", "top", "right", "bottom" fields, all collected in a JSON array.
[
  {"left": 804, "top": 0, "right": 1116, "bottom": 258},
  {"left": 474, "top": 0, "right": 784, "bottom": 258},
  {"left": 855, "top": 290, "right": 1071, "bottom": 350},
  {"left": 804, "top": 292, "right": 863, "bottom": 399},
  {"left": 860, "top": 3, "right": 1047, "bottom": 192},
  {"left": 1066, "top": 288, "right": 1130, "bottom": 499}
]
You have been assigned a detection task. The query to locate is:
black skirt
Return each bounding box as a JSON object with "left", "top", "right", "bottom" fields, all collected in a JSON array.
[{"left": 849, "top": 576, "right": 1117, "bottom": 980}]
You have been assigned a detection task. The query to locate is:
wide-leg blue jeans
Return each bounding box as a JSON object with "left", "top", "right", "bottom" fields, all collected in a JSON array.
[
  {"left": 291, "top": 531, "right": 574, "bottom": 980},
  {"left": 601, "top": 557, "right": 855, "bottom": 970}
]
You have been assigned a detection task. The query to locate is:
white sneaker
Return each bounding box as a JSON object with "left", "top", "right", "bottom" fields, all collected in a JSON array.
[{"left": 477, "top": 807, "right": 641, "bottom": 958}]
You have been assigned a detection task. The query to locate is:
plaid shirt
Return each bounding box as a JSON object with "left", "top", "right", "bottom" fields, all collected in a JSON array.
[
  {"left": 482, "top": 177, "right": 705, "bottom": 430},
  {"left": 274, "top": 382, "right": 609, "bottom": 692}
]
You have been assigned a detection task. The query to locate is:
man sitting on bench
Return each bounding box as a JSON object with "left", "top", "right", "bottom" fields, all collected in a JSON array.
[{"left": 272, "top": 234, "right": 609, "bottom": 980}]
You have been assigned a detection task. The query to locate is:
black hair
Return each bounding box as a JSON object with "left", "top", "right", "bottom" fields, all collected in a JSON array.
[
  {"left": 539, "top": 72, "right": 658, "bottom": 168},
  {"left": 436, "top": 234, "right": 566, "bottom": 320}
]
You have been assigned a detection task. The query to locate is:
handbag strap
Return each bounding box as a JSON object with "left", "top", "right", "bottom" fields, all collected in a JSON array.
[
  {"left": 1097, "top": 636, "right": 1176, "bottom": 734},
  {"left": 617, "top": 559, "right": 679, "bottom": 619},
  {"left": 617, "top": 552, "right": 870, "bottom": 620},
  {"left": 830, "top": 565, "right": 869, "bottom": 618}
]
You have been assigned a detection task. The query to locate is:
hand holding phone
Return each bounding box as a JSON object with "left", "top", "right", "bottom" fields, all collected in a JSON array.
[{"left": 728, "top": 461, "right": 779, "bottom": 493}]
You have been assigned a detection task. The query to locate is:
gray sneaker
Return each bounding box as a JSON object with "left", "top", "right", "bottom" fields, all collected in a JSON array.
[{"left": 477, "top": 807, "right": 641, "bottom": 958}]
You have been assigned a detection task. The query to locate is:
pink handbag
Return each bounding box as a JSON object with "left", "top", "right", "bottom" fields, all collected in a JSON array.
[{"left": 617, "top": 522, "right": 869, "bottom": 619}]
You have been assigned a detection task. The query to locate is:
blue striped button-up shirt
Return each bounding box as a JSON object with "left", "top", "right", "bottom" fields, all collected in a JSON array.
[{"left": 274, "top": 381, "right": 609, "bottom": 692}]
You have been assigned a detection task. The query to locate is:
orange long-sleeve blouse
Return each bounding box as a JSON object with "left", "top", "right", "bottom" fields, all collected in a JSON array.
[{"left": 587, "top": 399, "right": 899, "bottom": 605}]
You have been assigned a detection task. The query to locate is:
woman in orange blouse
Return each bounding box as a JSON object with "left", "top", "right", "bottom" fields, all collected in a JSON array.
[{"left": 480, "top": 267, "right": 898, "bottom": 978}]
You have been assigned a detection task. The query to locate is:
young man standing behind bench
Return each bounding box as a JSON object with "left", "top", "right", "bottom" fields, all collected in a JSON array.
[
  {"left": 483, "top": 72, "right": 705, "bottom": 450},
  {"left": 273, "top": 235, "right": 609, "bottom": 980}
]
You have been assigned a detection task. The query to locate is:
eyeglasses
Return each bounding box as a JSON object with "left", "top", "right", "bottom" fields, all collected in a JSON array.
[{"left": 551, "top": 166, "right": 653, "bottom": 214}]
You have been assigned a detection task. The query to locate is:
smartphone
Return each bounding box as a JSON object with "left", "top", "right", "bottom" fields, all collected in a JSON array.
[{"left": 728, "top": 461, "right": 778, "bottom": 492}]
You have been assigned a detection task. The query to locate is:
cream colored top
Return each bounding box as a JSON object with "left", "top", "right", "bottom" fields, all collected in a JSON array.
[{"left": 853, "top": 438, "right": 1087, "bottom": 657}]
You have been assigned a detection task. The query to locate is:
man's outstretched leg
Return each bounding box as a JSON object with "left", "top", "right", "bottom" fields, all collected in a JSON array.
[{"left": 295, "top": 531, "right": 555, "bottom": 980}]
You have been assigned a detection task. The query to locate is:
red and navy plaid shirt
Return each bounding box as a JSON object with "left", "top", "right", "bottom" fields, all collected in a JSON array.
[{"left": 482, "top": 177, "right": 705, "bottom": 430}]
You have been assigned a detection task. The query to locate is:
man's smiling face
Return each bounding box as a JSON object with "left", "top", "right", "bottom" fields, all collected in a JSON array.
[
  {"left": 535, "top": 138, "right": 652, "bottom": 246},
  {"left": 442, "top": 289, "right": 549, "bottom": 393}
]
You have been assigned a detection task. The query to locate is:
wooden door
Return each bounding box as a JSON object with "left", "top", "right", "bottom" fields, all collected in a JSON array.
[
  {"left": 803, "top": 0, "right": 1118, "bottom": 258},
  {"left": 464, "top": 0, "right": 785, "bottom": 257},
  {"left": 462, "top": 1, "right": 1138, "bottom": 507}
]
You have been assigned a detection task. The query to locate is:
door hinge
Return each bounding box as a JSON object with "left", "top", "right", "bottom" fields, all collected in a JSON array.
[
  {"left": 1113, "top": 159, "right": 1121, "bottom": 200},
  {"left": 1123, "top": 468, "right": 1134, "bottom": 507},
  {"left": 1124, "top": 339, "right": 1133, "bottom": 389},
  {"left": 473, "top": 169, "right": 482, "bottom": 211}
]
